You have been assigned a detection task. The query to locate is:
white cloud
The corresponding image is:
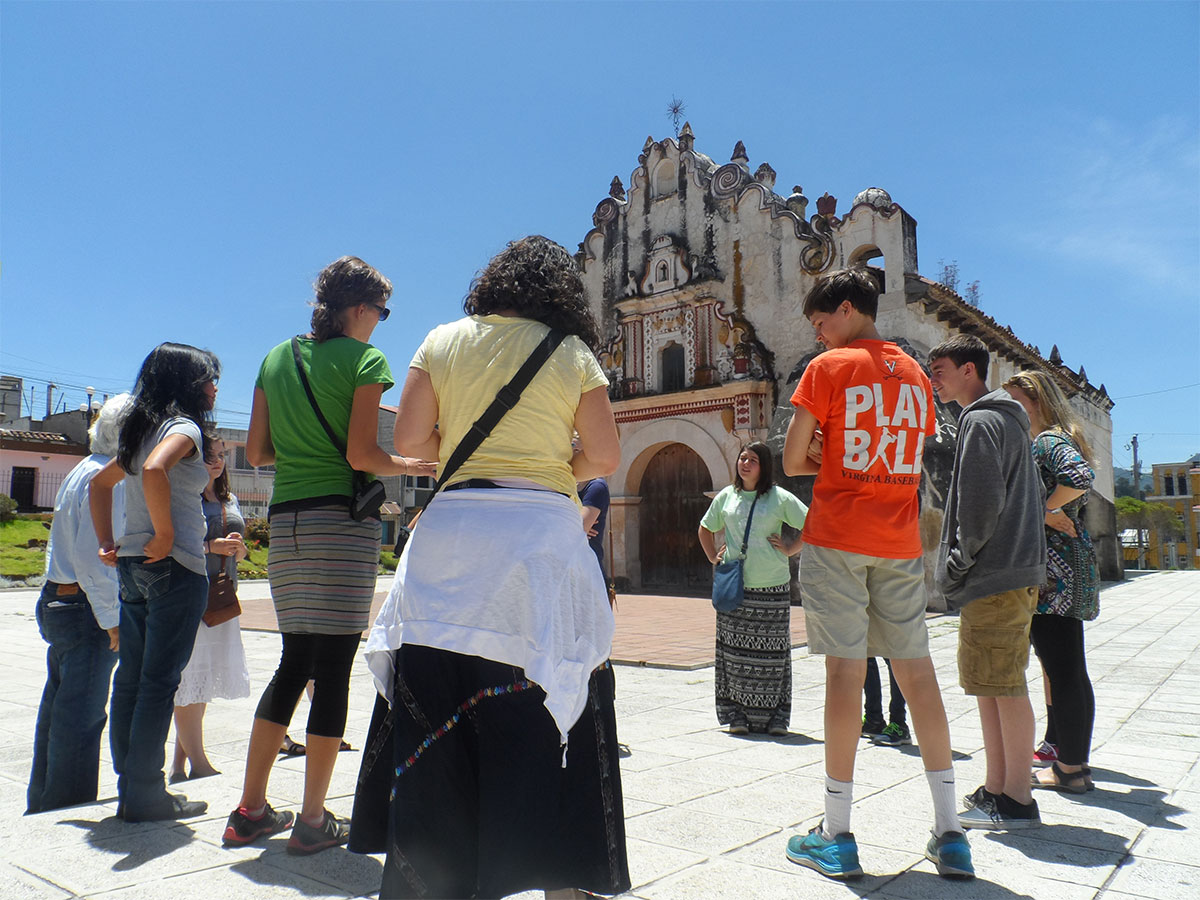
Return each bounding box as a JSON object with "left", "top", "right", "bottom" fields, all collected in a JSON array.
[{"left": 1022, "top": 116, "right": 1199, "bottom": 295}]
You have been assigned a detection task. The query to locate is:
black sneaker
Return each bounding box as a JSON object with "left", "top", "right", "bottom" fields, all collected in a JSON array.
[
  {"left": 223, "top": 803, "right": 295, "bottom": 846},
  {"left": 287, "top": 809, "right": 349, "bottom": 855},
  {"left": 958, "top": 792, "right": 1040, "bottom": 830},
  {"left": 861, "top": 716, "right": 887, "bottom": 739},
  {"left": 123, "top": 792, "right": 208, "bottom": 823},
  {"left": 961, "top": 784, "right": 996, "bottom": 810}
]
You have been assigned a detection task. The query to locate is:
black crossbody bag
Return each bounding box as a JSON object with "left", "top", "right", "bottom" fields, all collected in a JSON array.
[
  {"left": 392, "top": 327, "right": 567, "bottom": 553},
  {"left": 291, "top": 336, "right": 387, "bottom": 521}
]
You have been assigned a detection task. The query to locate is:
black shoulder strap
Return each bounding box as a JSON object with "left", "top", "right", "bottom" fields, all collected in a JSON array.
[
  {"left": 736, "top": 493, "right": 760, "bottom": 558},
  {"left": 419, "top": 328, "right": 567, "bottom": 514},
  {"left": 291, "top": 336, "right": 347, "bottom": 456}
]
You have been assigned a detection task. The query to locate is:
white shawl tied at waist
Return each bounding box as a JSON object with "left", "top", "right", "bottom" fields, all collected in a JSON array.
[{"left": 364, "top": 487, "right": 614, "bottom": 747}]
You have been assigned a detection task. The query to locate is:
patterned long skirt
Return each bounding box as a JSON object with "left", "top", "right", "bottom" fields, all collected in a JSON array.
[{"left": 715, "top": 583, "right": 792, "bottom": 732}]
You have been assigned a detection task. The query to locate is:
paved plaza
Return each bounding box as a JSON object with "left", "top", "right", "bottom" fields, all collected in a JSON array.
[{"left": 0, "top": 570, "right": 1196, "bottom": 899}]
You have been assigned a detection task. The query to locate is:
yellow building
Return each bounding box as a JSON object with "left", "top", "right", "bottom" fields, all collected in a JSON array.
[{"left": 1139, "top": 455, "right": 1200, "bottom": 569}]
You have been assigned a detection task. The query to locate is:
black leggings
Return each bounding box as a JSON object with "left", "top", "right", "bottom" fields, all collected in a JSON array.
[
  {"left": 864, "top": 658, "right": 907, "bottom": 725},
  {"left": 254, "top": 632, "right": 360, "bottom": 738},
  {"left": 1030, "top": 614, "right": 1094, "bottom": 766}
]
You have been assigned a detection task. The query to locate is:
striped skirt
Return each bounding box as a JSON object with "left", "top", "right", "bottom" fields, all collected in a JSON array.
[
  {"left": 268, "top": 504, "right": 381, "bottom": 634},
  {"left": 714, "top": 583, "right": 792, "bottom": 732}
]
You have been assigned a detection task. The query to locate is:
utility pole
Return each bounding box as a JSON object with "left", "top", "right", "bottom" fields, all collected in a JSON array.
[{"left": 1131, "top": 434, "right": 1144, "bottom": 569}]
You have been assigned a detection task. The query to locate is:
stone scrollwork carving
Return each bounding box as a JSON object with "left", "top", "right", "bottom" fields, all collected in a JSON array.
[
  {"left": 592, "top": 197, "right": 620, "bottom": 228},
  {"left": 710, "top": 163, "right": 747, "bottom": 200},
  {"left": 799, "top": 214, "right": 835, "bottom": 274}
]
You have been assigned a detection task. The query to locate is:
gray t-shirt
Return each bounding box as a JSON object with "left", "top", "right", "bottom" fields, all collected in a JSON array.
[{"left": 117, "top": 417, "right": 208, "bottom": 575}]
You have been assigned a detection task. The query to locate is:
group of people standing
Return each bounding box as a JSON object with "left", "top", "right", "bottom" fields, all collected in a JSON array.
[
  {"left": 695, "top": 267, "right": 1099, "bottom": 883},
  {"left": 27, "top": 247, "right": 1099, "bottom": 895},
  {"left": 29, "top": 240, "right": 630, "bottom": 897}
]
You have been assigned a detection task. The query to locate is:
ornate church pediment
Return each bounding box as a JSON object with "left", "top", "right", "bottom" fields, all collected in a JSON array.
[{"left": 639, "top": 235, "right": 692, "bottom": 296}]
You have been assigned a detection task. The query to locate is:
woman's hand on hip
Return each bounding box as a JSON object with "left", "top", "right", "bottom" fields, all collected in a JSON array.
[
  {"left": 142, "top": 530, "right": 173, "bottom": 564},
  {"left": 1046, "top": 509, "right": 1077, "bottom": 537}
]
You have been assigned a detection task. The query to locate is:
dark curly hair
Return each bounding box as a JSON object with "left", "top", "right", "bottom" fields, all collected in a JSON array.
[
  {"left": 310, "top": 256, "right": 393, "bottom": 342},
  {"left": 463, "top": 235, "right": 599, "bottom": 350},
  {"left": 118, "top": 343, "right": 219, "bottom": 474}
]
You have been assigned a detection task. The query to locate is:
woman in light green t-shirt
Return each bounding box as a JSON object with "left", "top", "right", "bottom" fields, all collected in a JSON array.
[{"left": 699, "top": 441, "right": 808, "bottom": 736}]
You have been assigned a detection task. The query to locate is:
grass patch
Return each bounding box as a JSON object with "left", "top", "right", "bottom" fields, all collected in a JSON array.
[
  {"left": 0, "top": 518, "right": 52, "bottom": 579},
  {"left": 237, "top": 543, "right": 269, "bottom": 580}
]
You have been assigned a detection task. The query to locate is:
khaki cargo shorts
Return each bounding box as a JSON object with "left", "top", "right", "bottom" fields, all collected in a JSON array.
[
  {"left": 957, "top": 586, "right": 1038, "bottom": 697},
  {"left": 799, "top": 543, "right": 930, "bottom": 659}
]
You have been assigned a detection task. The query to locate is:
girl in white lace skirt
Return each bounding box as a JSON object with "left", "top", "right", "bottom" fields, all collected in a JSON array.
[{"left": 170, "top": 439, "right": 250, "bottom": 782}]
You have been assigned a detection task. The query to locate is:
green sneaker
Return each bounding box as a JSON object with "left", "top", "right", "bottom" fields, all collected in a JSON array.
[
  {"left": 861, "top": 716, "right": 887, "bottom": 739},
  {"left": 871, "top": 721, "right": 912, "bottom": 746},
  {"left": 785, "top": 824, "right": 864, "bottom": 880}
]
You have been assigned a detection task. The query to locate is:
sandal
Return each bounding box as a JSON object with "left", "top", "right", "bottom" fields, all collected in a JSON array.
[
  {"left": 1032, "top": 761, "right": 1090, "bottom": 794},
  {"left": 279, "top": 736, "right": 306, "bottom": 757},
  {"left": 339, "top": 739, "right": 353, "bottom": 752}
]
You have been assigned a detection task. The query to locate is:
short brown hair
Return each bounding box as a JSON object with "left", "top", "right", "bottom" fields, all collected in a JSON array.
[
  {"left": 802, "top": 267, "right": 880, "bottom": 319},
  {"left": 928, "top": 334, "right": 990, "bottom": 383}
]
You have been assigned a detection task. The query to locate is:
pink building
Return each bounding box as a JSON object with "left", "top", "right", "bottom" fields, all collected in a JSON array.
[{"left": 0, "top": 431, "right": 89, "bottom": 511}]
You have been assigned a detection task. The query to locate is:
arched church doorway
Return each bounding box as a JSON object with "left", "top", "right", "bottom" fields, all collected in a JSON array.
[{"left": 638, "top": 442, "right": 713, "bottom": 594}]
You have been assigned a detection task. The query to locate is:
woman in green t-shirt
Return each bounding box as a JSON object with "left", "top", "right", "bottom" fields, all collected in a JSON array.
[
  {"left": 699, "top": 441, "right": 808, "bottom": 735},
  {"left": 223, "top": 256, "right": 434, "bottom": 855}
]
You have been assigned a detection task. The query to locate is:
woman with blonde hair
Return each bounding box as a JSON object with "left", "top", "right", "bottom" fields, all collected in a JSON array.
[{"left": 1002, "top": 370, "right": 1099, "bottom": 794}]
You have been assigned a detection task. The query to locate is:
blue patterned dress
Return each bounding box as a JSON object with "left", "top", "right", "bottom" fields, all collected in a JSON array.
[{"left": 1032, "top": 431, "right": 1100, "bottom": 621}]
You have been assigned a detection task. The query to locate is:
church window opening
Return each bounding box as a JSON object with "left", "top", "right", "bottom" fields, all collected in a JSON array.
[
  {"left": 661, "top": 342, "right": 685, "bottom": 392},
  {"left": 657, "top": 261, "right": 669, "bottom": 282},
  {"left": 652, "top": 160, "right": 677, "bottom": 198},
  {"left": 1166, "top": 476, "right": 1175, "bottom": 496}
]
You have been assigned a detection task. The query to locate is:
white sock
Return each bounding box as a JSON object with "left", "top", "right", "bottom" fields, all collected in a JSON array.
[
  {"left": 823, "top": 775, "right": 853, "bottom": 837},
  {"left": 926, "top": 767, "right": 959, "bottom": 836}
]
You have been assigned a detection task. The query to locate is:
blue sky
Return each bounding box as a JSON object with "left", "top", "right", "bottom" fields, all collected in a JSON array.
[{"left": 2, "top": 1, "right": 1197, "bottom": 471}]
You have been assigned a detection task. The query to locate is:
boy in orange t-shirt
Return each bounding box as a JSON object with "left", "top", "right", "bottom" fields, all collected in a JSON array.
[{"left": 781, "top": 268, "right": 972, "bottom": 881}]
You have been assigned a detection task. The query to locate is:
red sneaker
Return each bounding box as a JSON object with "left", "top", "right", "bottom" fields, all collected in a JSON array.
[{"left": 1032, "top": 740, "right": 1058, "bottom": 767}]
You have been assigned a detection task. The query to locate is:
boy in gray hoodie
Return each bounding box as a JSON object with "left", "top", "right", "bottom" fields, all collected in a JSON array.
[{"left": 928, "top": 335, "right": 1047, "bottom": 831}]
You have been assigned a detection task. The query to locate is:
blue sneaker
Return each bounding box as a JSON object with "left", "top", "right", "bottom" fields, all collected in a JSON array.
[
  {"left": 925, "top": 830, "right": 975, "bottom": 879},
  {"left": 786, "top": 824, "right": 864, "bottom": 879}
]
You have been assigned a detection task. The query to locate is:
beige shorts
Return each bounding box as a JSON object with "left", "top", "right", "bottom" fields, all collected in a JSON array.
[
  {"left": 957, "top": 586, "right": 1038, "bottom": 697},
  {"left": 799, "top": 543, "right": 930, "bottom": 659}
]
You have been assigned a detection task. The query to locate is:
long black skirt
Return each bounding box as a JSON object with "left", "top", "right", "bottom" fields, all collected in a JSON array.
[{"left": 349, "top": 645, "right": 630, "bottom": 899}]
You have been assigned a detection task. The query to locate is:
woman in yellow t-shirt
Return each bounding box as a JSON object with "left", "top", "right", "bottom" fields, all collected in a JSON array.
[{"left": 355, "top": 236, "right": 630, "bottom": 900}]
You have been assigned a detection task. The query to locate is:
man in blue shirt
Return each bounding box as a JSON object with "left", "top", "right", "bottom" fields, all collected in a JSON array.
[{"left": 28, "top": 394, "right": 130, "bottom": 814}]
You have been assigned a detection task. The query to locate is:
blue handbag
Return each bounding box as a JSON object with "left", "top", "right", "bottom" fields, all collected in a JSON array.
[{"left": 711, "top": 493, "right": 759, "bottom": 612}]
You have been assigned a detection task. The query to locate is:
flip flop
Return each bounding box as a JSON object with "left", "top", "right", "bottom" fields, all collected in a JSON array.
[
  {"left": 279, "top": 736, "right": 306, "bottom": 757},
  {"left": 339, "top": 740, "right": 353, "bottom": 752}
]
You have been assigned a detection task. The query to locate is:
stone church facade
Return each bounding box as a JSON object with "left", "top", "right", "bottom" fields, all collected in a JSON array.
[{"left": 577, "top": 125, "right": 1119, "bottom": 598}]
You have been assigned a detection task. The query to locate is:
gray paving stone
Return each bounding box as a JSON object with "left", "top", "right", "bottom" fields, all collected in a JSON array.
[
  {"left": 1106, "top": 856, "right": 1200, "bottom": 900},
  {"left": 0, "top": 570, "right": 1199, "bottom": 898},
  {"left": 0, "top": 860, "right": 73, "bottom": 899}
]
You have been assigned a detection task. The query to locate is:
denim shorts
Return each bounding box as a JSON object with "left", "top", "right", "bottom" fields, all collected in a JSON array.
[{"left": 957, "top": 586, "right": 1038, "bottom": 697}]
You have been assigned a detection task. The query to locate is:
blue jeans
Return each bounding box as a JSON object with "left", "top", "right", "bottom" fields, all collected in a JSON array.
[
  {"left": 111, "top": 557, "right": 207, "bottom": 813},
  {"left": 27, "top": 583, "right": 117, "bottom": 814}
]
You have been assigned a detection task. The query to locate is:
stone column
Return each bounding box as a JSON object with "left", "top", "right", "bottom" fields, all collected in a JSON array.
[{"left": 610, "top": 496, "right": 642, "bottom": 590}]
